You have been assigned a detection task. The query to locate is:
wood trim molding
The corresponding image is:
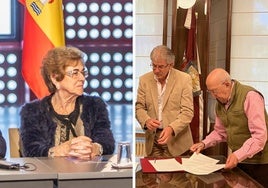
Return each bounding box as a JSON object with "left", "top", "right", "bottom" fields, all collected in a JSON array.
[
  {"left": 171, "top": 0, "right": 177, "bottom": 50},
  {"left": 225, "top": 0, "right": 232, "bottom": 73},
  {"left": 162, "top": 0, "right": 168, "bottom": 45}
]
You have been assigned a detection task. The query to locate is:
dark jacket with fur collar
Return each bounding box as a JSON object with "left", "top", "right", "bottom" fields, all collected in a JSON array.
[
  {"left": 0, "top": 130, "right": 6, "bottom": 158},
  {"left": 20, "top": 94, "right": 115, "bottom": 157}
]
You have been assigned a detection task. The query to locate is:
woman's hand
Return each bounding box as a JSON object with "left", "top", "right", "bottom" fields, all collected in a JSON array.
[
  {"left": 49, "top": 136, "right": 102, "bottom": 160},
  {"left": 68, "top": 136, "right": 94, "bottom": 160}
]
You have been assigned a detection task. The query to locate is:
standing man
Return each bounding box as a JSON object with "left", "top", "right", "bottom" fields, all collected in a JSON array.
[
  {"left": 135, "top": 45, "right": 194, "bottom": 157},
  {"left": 190, "top": 68, "right": 268, "bottom": 187}
]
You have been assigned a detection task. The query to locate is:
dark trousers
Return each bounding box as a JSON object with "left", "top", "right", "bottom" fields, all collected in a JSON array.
[{"left": 238, "top": 163, "right": 268, "bottom": 187}]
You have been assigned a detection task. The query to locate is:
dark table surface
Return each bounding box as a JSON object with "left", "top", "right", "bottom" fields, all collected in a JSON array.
[{"left": 136, "top": 155, "right": 264, "bottom": 188}]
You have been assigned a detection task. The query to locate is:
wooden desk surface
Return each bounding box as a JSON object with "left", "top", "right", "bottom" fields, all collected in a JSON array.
[{"left": 136, "top": 156, "right": 264, "bottom": 188}]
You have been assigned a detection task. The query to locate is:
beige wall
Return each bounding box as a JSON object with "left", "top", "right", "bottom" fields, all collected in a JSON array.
[
  {"left": 135, "top": 0, "right": 164, "bottom": 88},
  {"left": 135, "top": 0, "right": 268, "bottom": 111},
  {"left": 231, "top": 0, "right": 268, "bottom": 110},
  {"left": 134, "top": 0, "right": 166, "bottom": 131}
]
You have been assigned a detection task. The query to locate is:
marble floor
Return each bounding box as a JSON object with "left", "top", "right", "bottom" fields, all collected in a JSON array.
[{"left": 0, "top": 104, "right": 133, "bottom": 158}]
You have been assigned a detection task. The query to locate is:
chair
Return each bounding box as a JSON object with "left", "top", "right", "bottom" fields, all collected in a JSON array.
[
  {"left": 136, "top": 132, "right": 146, "bottom": 157},
  {"left": 8, "top": 128, "right": 21, "bottom": 157}
]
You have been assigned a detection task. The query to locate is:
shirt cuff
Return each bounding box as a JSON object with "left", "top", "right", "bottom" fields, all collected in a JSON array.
[
  {"left": 48, "top": 148, "right": 55, "bottom": 158},
  {"left": 94, "top": 143, "right": 103, "bottom": 156}
]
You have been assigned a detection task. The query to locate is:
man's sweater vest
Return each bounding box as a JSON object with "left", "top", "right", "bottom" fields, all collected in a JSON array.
[{"left": 216, "top": 80, "right": 268, "bottom": 164}]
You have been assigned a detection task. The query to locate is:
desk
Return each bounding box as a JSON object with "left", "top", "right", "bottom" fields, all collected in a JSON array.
[
  {"left": 0, "top": 155, "right": 132, "bottom": 188},
  {"left": 136, "top": 156, "right": 264, "bottom": 188},
  {"left": 0, "top": 158, "right": 57, "bottom": 188},
  {"left": 37, "top": 155, "right": 132, "bottom": 188}
]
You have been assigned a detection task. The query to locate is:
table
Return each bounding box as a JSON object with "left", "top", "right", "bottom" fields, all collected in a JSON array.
[
  {"left": 37, "top": 155, "right": 132, "bottom": 188},
  {"left": 0, "top": 158, "right": 57, "bottom": 188},
  {"left": 0, "top": 155, "right": 132, "bottom": 188},
  {"left": 136, "top": 156, "right": 264, "bottom": 188}
]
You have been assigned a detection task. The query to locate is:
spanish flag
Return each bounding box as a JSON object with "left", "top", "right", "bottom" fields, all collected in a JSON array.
[{"left": 19, "top": 0, "right": 65, "bottom": 99}]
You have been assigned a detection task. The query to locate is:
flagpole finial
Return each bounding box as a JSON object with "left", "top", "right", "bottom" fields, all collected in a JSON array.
[{"left": 177, "top": 0, "right": 196, "bottom": 9}]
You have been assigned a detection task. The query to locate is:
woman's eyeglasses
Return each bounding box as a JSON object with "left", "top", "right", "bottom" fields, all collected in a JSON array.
[{"left": 65, "top": 68, "right": 88, "bottom": 78}]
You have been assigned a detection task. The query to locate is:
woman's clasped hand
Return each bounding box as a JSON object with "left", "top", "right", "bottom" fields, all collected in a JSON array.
[{"left": 68, "top": 136, "right": 98, "bottom": 160}]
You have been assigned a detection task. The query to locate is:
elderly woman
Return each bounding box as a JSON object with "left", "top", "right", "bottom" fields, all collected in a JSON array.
[{"left": 20, "top": 46, "right": 115, "bottom": 160}]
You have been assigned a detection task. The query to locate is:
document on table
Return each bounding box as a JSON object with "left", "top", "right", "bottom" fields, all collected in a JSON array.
[
  {"left": 148, "top": 158, "right": 184, "bottom": 172},
  {"left": 148, "top": 152, "right": 225, "bottom": 175}
]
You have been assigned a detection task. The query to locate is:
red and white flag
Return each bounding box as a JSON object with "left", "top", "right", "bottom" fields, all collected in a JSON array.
[
  {"left": 19, "top": 0, "right": 65, "bottom": 99},
  {"left": 180, "top": 7, "right": 203, "bottom": 142}
]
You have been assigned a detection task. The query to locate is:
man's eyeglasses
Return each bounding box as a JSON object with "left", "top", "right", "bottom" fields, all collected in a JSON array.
[
  {"left": 150, "top": 63, "right": 170, "bottom": 70},
  {"left": 65, "top": 68, "right": 88, "bottom": 78}
]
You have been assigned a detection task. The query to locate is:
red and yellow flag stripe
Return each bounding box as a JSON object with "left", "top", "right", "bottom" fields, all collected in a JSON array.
[{"left": 19, "top": 0, "right": 65, "bottom": 99}]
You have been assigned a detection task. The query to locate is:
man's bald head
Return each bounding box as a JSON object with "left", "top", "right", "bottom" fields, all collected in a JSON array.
[{"left": 206, "top": 68, "right": 231, "bottom": 89}]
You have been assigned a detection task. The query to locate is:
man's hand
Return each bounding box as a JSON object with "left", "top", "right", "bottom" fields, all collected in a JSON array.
[
  {"left": 225, "top": 153, "right": 238, "bottom": 169},
  {"left": 145, "top": 118, "right": 161, "bottom": 131},
  {"left": 157, "top": 126, "right": 174, "bottom": 145},
  {"left": 190, "top": 142, "right": 205, "bottom": 153}
]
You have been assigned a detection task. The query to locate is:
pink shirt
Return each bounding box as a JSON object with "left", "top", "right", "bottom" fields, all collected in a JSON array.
[{"left": 203, "top": 91, "right": 267, "bottom": 162}]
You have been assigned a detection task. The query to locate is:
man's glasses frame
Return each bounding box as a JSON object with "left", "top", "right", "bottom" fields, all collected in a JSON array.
[{"left": 150, "top": 63, "right": 170, "bottom": 70}]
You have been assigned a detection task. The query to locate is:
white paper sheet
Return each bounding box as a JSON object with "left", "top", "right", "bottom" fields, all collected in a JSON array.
[
  {"left": 186, "top": 152, "right": 220, "bottom": 164},
  {"left": 183, "top": 163, "right": 225, "bottom": 175},
  {"left": 147, "top": 153, "right": 225, "bottom": 175},
  {"left": 182, "top": 153, "right": 225, "bottom": 175}
]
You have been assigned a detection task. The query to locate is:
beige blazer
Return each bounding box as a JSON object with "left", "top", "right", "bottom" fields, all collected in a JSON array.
[{"left": 135, "top": 68, "right": 194, "bottom": 156}]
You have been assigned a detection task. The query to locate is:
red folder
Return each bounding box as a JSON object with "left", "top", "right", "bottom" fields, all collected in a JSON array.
[{"left": 140, "top": 157, "right": 183, "bottom": 173}]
